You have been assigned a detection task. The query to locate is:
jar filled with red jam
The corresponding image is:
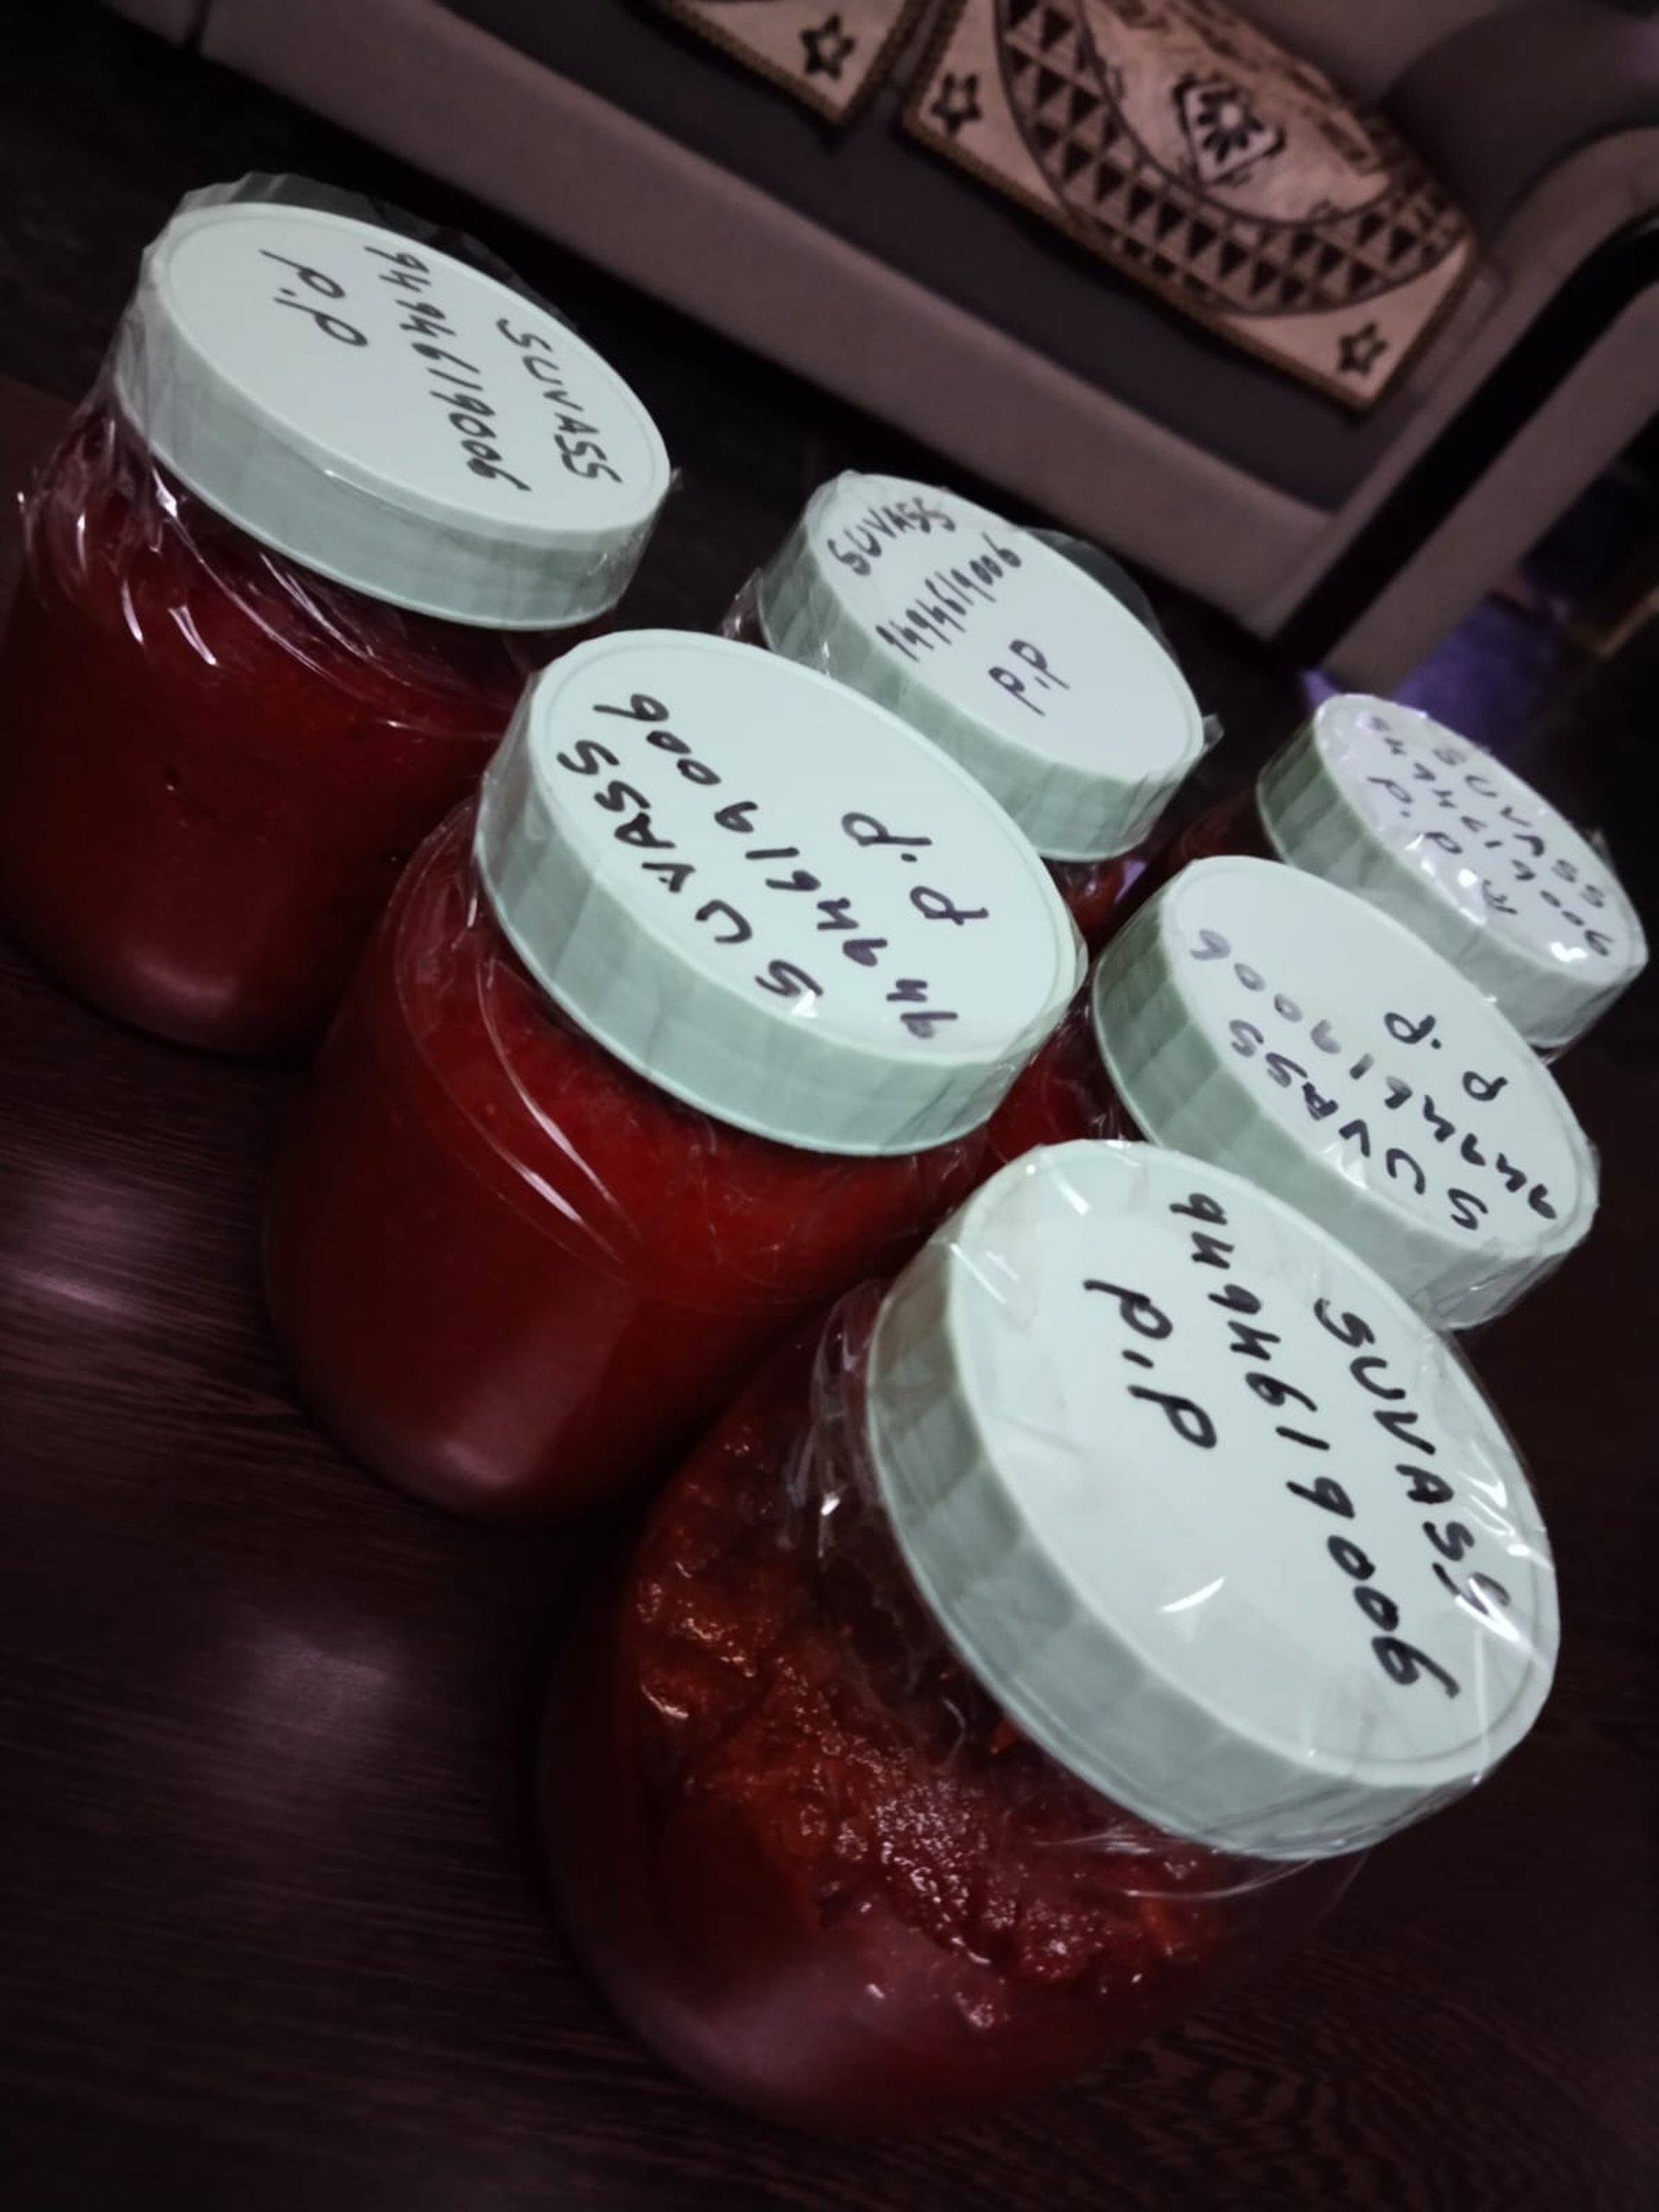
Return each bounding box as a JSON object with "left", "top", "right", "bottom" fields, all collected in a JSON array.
[
  {"left": 0, "top": 178, "right": 671, "bottom": 1054},
  {"left": 728, "top": 474, "right": 1208, "bottom": 949},
  {"left": 264, "top": 631, "right": 1081, "bottom": 1519},
  {"left": 546, "top": 1141, "right": 1559, "bottom": 2133},
  {"left": 990, "top": 855, "right": 1599, "bottom": 1329},
  {"left": 1158, "top": 695, "right": 1648, "bottom": 1054}
]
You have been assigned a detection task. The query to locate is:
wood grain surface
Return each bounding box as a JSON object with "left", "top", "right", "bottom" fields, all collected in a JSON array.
[{"left": 0, "top": 382, "right": 1654, "bottom": 2211}]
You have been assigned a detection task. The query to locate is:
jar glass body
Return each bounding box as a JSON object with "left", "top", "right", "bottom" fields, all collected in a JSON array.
[
  {"left": 264, "top": 805, "right": 986, "bottom": 1521},
  {"left": 987, "top": 995, "right": 1141, "bottom": 1163},
  {"left": 1046, "top": 852, "right": 1151, "bottom": 951},
  {"left": 1141, "top": 784, "right": 1273, "bottom": 902},
  {"left": 545, "top": 1294, "right": 1354, "bottom": 2133},
  {"left": 0, "top": 402, "right": 602, "bottom": 1054}
]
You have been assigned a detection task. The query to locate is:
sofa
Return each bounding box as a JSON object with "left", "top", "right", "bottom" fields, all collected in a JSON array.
[{"left": 111, "top": 0, "right": 1659, "bottom": 684}]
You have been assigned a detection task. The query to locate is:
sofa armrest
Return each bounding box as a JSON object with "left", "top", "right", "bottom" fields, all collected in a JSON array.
[
  {"left": 104, "top": 0, "right": 205, "bottom": 38},
  {"left": 1389, "top": 0, "right": 1659, "bottom": 237}
]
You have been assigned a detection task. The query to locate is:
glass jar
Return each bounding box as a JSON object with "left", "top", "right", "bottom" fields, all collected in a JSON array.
[
  {"left": 0, "top": 178, "right": 670, "bottom": 1054},
  {"left": 545, "top": 1141, "right": 1558, "bottom": 2133},
  {"left": 991, "top": 855, "right": 1599, "bottom": 1330},
  {"left": 986, "top": 989, "right": 1139, "bottom": 1160},
  {"left": 264, "top": 631, "right": 1081, "bottom": 1520},
  {"left": 1155, "top": 696, "right": 1648, "bottom": 1055},
  {"left": 728, "top": 474, "right": 1207, "bottom": 950}
]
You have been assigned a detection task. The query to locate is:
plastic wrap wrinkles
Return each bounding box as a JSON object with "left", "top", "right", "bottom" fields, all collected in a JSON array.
[
  {"left": 386, "top": 809, "right": 988, "bottom": 1313},
  {"left": 639, "top": 1284, "right": 1352, "bottom": 1935},
  {"left": 1034, "top": 530, "right": 1225, "bottom": 937},
  {"left": 1262, "top": 702, "right": 1648, "bottom": 1055},
  {"left": 70, "top": 172, "right": 626, "bottom": 709},
  {"left": 723, "top": 515, "right": 1221, "bottom": 953},
  {"left": 22, "top": 389, "right": 549, "bottom": 742},
  {"left": 193, "top": 173, "right": 584, "bottom": 328},
  {"left": 865, "top": 1146, "right": 1556, "bottom": 1861},
  {"left": 0, "top": 203, "right": 562, "bottom": 1054},
  {"left": 721, "top": 514, "right": 1225, "bottom": 810},
  {"left": 573, "top": 1141, "right": 1555, "bottom": 2119}
]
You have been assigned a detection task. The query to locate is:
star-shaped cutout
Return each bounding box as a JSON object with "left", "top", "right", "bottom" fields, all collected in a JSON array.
[
  {"left": 801, "top": 11, "right": 855, "bottom": 80},
  {"left": 1337, "top": 322, "right": 1389, "bottom": 378},
  {"left": 930, "top": 71, "right": 982, "bottom": 136}
]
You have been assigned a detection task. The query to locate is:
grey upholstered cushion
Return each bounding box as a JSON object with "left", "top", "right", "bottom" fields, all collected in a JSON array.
[
  {"left": 1391, "top": 0, "right": 1659, "bottom": 233},
  {"left": 1237, "top": 0, "right": 1518, "bottom": 101},
  {"left": 439, "top": 0, "right": 1446, "bottom": 509}
]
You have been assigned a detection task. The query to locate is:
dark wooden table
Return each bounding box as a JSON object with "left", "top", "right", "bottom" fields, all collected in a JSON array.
[{"left": 1, "top": 380, "right": 1655, "bottom": 2212}]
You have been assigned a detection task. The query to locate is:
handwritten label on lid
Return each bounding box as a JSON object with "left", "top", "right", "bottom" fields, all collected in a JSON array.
[
  {"left": 797, "top": 476, "right": 1199, "bottom": 782},
  {"left": 907, "top": 1146, "right": 1555, "bottom": 1847},
  {"left": 155, "top": 208, "right": 666, "bottom": 534},
  {"left": 1147, "top": 861, "right": 1590, "bottom": 1250},
  {"left": 529, "top": 641, "right": 1065, "bottom": 1055},
  {"left": 479, "top": 636, "right": 1081, "bottom": 1154},
  {"left": 1318, "top": 702, "right": 1643, "bottom": 981}
]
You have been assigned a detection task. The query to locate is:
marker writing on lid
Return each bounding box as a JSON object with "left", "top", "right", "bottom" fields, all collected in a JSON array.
[
  {"left": 550, "top": 687, "right": 999, "bottom": 1039},
  {"left": 1083, "top": 1184, "right": 1530, "bottom": 1697}
]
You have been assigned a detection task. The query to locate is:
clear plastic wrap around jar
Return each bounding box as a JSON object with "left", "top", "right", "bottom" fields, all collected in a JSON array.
[
  {"left": 0, "top": 398, "right": 556, "bottom": 1054},
  {"left": 992, "top": 855, "right": 1599, "bottom": 1332},
  {"left": 725, "top": 575, "right": 1156, "bottom": 949},
  {"left": 988, "top": 988, "right": 1141, "bottom": 1163},
  {"left": 264, "top": 807, "right": 983, "bottom": 1518},
  {"left": 1146, "top": 697, "right": 1648, "bottom": 1057},
  {"left": 1156, "top": 780, "right": 1274, "bottom": 877},
  {"left": 0, "top": 178, "right": 671, "bottom": 1055},
  {"left": 264, "top": 632, "right": 1081, "bottom": 1520},
  {"left": 545, "top": 1143, "right": 1557, "bottom": 2133},
  {"left": 723, "top": 476, "right": 1214, "bottom": 951}
]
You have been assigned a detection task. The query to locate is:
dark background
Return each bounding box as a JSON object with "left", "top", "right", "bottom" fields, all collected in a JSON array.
[{"left": 0, "top": 7, "right": 1656, "bottom": 2208}]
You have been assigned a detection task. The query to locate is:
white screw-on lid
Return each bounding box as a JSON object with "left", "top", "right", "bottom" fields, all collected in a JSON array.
[
  {"left": 474, "top": 632, "right": 1083, "bottom": 1154},
  {"left": 1090, "top": 858, "right": 1598, "bottom": 1329},
  {"left": 754, "top": 474, "right": 1205, "bottom": 861},
  {"left": 1259, "top": 696, "right": 1648, "bottom": 1052},
  {"left": 868, "top": 1141, "right": 1558, "bottom": 1860},
  {"left": 112, "top": 194, "right": 671, "bottom": 627}
]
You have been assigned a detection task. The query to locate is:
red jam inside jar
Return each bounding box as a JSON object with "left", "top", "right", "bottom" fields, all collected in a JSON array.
[
  {"left": 265, "top": 631, "right": 1080, "bottom": 1519},
  {"left": 988, "top": 989, "right": 1140, "bottom": 1162},
  {"left": 0, "top": 405, "right": 559, "bottom": 1053},
  {"left": 1154, "top": 781, "right": 1273, "bottom": 879},
  {"left": 734, "top": 474, "right": 1207, "bottom": 950},
  {"left": 0, "top": 187, "right": 669, "bottom": 1054},
  {"left": 1089, "top": 785, "right": 1269, "bottom": 947},
  {"left": 1041, "top": 850, "right": 1152, "bottom": 950},
  {"left": 547, "top": 1143, "right": 1558, "bottom": 2132},
  {"left": 547, "top": 1311, "right": 1347, "bottom": 2132}
]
